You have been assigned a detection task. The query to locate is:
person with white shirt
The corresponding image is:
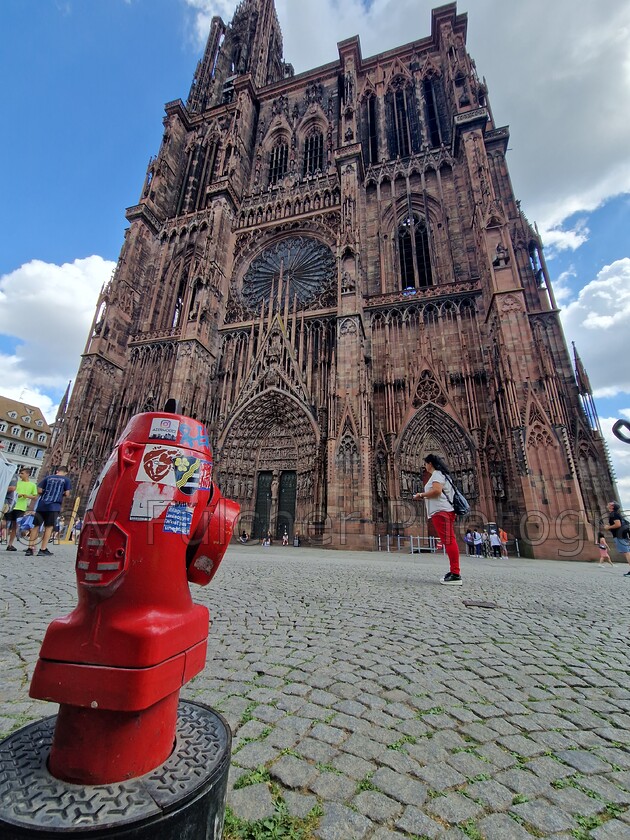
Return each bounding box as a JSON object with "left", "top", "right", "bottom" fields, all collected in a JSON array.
[{"left": 413, "top": 454, "right": 462, "bottom": 586}]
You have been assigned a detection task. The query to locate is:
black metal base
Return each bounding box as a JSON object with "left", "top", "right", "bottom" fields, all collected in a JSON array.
[{"left": 0, "top": 700, "right": 231, "bottom": 839}]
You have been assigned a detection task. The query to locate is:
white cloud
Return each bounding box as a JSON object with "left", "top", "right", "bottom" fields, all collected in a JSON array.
[
  {"left": 552, "top": 267, "right": 577, "bottom": 305},
  {"left": 559, "top": 257, "right": 630, "bottom": 510},
  {"left": 539, "top": 221, "right": 590, "bottom": 259},
  {"left": 0, "top": 256, "right": 114, "bottom": 421},
  {"left": 559, "top": 258, "right": 630, "bottom": 398},
  {"left": 184, "top": 0, "right": 630, "bottom": 242}
]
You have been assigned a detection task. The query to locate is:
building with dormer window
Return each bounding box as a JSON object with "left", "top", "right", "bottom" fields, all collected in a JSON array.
[{"left": 0, "top": 396, "right": 50, "bottom": 477}]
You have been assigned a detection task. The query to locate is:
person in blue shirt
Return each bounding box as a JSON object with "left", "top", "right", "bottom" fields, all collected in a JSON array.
[{"left": 25, "top": 467, "right": 71, "bottom": 557}]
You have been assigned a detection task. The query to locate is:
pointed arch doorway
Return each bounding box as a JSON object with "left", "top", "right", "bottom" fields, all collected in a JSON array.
[
  {"left": 397, "top": 404, "right": 477, "bottom": 534},
  {"left": 217, "top": 388, "right": 320, "bottom": 540}
]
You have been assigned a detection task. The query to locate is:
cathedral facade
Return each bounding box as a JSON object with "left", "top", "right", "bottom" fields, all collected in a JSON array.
[{"left": 51, "top": 1, "right": 616, "bottom": 557}]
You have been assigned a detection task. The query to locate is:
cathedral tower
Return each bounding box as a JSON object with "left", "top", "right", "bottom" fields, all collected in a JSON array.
[{"left": 53, "top": 2, "right": 616, "bottom": 558}]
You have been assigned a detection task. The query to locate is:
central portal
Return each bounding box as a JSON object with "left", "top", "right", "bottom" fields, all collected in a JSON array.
[
  {"left": 276, "top": 471, "right": 296, "bottom": 539},
  {"left": 252, "top": 470, "right": 297, "bottom": 539}
]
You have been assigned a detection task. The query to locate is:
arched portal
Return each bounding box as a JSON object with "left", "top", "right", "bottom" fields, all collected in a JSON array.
[
  {"left": 216, "top": 388, "right": 320, "bottom": 539},
  {"left": 397, "top": 404, "right": 477, "bottom": 532}
]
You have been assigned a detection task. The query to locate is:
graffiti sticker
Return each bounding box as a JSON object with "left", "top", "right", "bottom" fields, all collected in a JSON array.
[
  {"left": 163, "top": 503, "right": 194, "bottom": 535},
  {"left": 174, "top": 456, "right": 201, "bottom": 495},
  {"left": 179, "top": 422, "right": 209, "bottom": 449},
  {"left": 198, "top": 459, "right": 213, "bottom": 490},
  {"left": 149, "top": 417, "right": 180, "bottom": 442},
  {"left": 129, "top": 483, "right": 175, "bottom": 521},
  {"left": 137, "top": 445, "right": 179, "bottom": 484}
]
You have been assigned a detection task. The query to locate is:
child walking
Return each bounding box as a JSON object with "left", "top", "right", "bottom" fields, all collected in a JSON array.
[{"left": 597, "top": 533, "right": 614, "bottom": 567}]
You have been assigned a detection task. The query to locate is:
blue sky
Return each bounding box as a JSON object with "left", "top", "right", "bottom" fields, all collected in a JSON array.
[{"left": 1, "top": 0, "right": 629, "bottom": 506}]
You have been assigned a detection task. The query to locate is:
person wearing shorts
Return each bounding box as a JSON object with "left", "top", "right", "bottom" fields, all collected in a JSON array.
[
  {"left": 25, "top": 467, "right": 71, "bottom": 557},
  {"left": 5, "top": 468, "right": 37, "bottom": 551},
  {"left": 604, "top": 501, "right": 630, "bottom": 576}
]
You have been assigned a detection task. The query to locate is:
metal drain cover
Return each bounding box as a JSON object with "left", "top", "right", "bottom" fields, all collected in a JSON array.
[{"left": 463, "top": 599, "right": 498, "bottom": 609}]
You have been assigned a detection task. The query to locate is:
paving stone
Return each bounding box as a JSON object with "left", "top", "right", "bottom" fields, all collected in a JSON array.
[
  {"left": 415, "top": 762, "right": 467, "bottom": 790},
  {"left": 234, "top": 718, "right": 270, "bottom": 741},
  {"left": 330, "top": 712, "right": 369, "bottom": 732},
  {"left": 379, "top": 748, "right": 422, "bottom": 777},
  {"left": 405, "top": 740, "right": 449, "bottom": 765},
  {"left": 294, "top": 736, "right": 337, "bottom": 763},
  {"left": 395, "top": 805, "right": 444, "bottom": 838},
  {"left": 310, "top": 772, "right": 357, "bottom": 802},
  {"left": 497, "top": 734, "right": 544, "bottom": 757},
  {"left": 314, "top": 802, "right": 373, "bottom": 840},
  {"left": 525, "top": 755, "right": 580, "bottom": 782},
  {"left": 310, "top": 688, "right": 341, "bottom": 706},
  {"left": 353, "top": 790, "right": 403, "bottom": 821},
  {"left": 598, "top": 747, "right": 630, "bottom": 770},
  {"left": 270, "top": 754, "right": 318, "bottom": 788},
  {"left": 610, "top": 769, "right": 630, "bottom": 789},
  {"left": 371, "top": 767, "right": 428, "bottom": 806},
  {"left": 425, "top": 791, "right": 484, "bottom": 823},
  {"left": 591, "top": 819, "right": 630, "bottom": 840},
  {"left": 333, "top": 701, "right": 368, "bottom": 721},
  {"left": 477, "top": 812, "right": 538, "bottom": 839},
  {"left": 476, "top": 742, "right": 518, "bottom": 770},
  {"left": 310, "top": 722, "right": 348, "bottom": 746},
  {"left": 369, "top": 829, "right": 407, "bottom": 840},
  {"left": 511, "top": 799, "right": 576, "bottom": 833},
  {"left": 579, "top": 775, "right": 630, "bottom": 805},
  {"left": 530, "top": 730, "right": 575, "bottom": 751},
  {"left": 253, "top": 704, "right": 286, "bottom": 724},
  {"left": 465, "top": 779, "right": 515, "bottom": 809},
  {"left": 266, "top": 727, "right": 300, "bottom": 749},
  {"left": 331, "top": 752, "right": 376, "bottom": 779},
  {"left": 495, "top": 768, "right": 553, "bottom": 796},
  {"left": 275, "top": 715, "right": 312, "bottom": 735},
  {"left": 341, "top": 732, "right": 386, "bottom": 761},
  {"left": 447, "top": 751, "right": 493, "bottom": 779},
  {"left": 232, "top": 740, "right": 280, "bottom": 769},
  {"left": 284, "top": 790, "right": 318, "bottom": 818},
  {"left": 228, "top": 782, "right": 275, "bottom": 821},
  {"left": 545, "top": 784, "right": 607, "bottom": 815},
  {"left": 555, "top": 749, "right": 613, "bottom": 774}
]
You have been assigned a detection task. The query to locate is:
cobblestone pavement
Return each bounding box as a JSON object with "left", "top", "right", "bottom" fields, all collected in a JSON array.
[{"left": 2, "top": 542, "right": 630, "bottom": 839}]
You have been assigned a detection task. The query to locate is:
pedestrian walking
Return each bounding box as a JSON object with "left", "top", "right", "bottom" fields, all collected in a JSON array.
[
  {"left": 25, "top": 467, "right": 71, "bottom": 557},
  {"left": 472, "top": 528, "right": 482, "bottom": 556},
  {"left": 596, "top": 533, "right": 613, "bottom": 567},
  {"left": 5, "top": 468, "right": 37, "bottom": 552},
  {"left": 413, "top": 453, "right": 462, "bottom": 586},
  {"left": 603, "top": 502, "right": 630, "bottom": 575}
]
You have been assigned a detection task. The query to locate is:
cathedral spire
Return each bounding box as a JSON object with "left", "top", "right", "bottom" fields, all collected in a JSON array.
[{"left": 187, "top": 0, "right": 293, "bottom": 113}]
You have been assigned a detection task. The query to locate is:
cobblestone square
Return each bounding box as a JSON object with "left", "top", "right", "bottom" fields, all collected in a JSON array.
[{"left": 2, "top": 543, "right": 629, "bottom": 838}]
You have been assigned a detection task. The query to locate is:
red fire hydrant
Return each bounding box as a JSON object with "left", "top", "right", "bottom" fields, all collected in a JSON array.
[{"left": 29, "top": 409, "right": 239, "bottom": 785}]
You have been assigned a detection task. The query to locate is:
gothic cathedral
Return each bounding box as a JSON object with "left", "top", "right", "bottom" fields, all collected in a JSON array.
[{"left": 51, "top": 1, "right": 616, "bottom": 557}]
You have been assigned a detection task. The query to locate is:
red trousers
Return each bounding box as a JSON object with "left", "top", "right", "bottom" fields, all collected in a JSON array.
[{"left": 431, "top": 510, "right": 460, "bottom": 575}]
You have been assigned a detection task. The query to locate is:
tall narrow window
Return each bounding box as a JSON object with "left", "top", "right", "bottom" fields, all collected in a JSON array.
[
  {"left": 362, "top": 94, "right": 379, "bottom": 166},
  {"left": 303, "top": 131, "right": 323, "bottom": 176},
  {"left": 385, "top": 81, "right": 415, "bottom": 159},
  {"left": 423, "top": 78, "right": 442, "bottom": 147},
  {"left": 398, "top": 214, "right": 432, "bottom": 289},
  {"left": 269, "top": 142, "right": 288, "bottom": 185},
  {"left": 394, "top": 88, "right": 410, "bottom": 158}
]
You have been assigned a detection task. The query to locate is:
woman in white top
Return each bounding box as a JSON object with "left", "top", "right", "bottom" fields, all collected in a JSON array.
[{"left": 413, "top": 453, "right": 462, "bottom": 586}]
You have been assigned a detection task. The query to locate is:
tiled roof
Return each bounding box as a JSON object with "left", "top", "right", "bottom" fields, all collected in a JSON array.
[{"left": 0, "top": 395, "right": 51, "bottom": 433}]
